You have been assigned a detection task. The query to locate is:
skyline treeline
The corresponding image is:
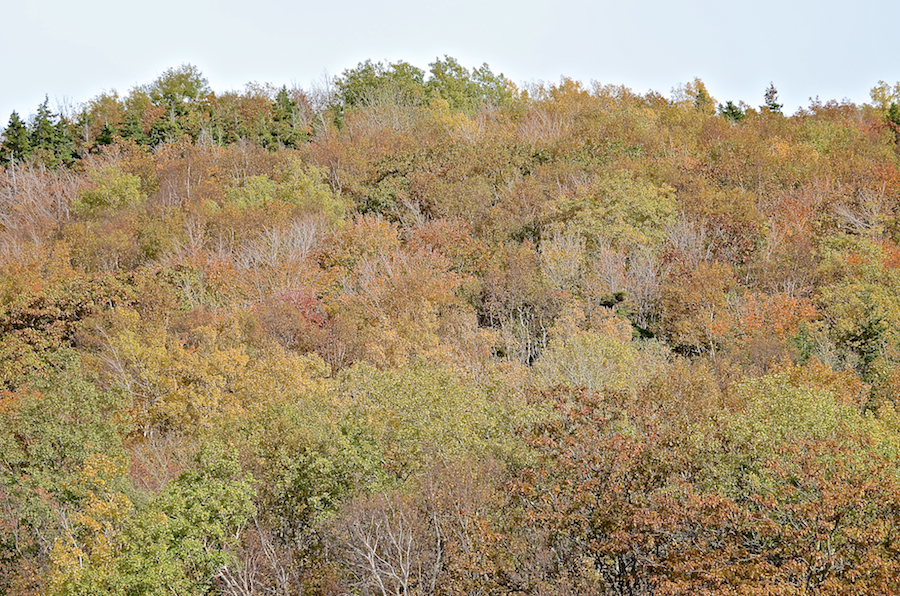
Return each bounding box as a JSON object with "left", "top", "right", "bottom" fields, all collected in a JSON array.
[{"left": 5, "top": 59, "right": 898, "bottom": 169}]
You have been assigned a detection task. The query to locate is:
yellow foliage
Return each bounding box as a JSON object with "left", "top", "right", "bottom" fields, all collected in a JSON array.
[
  {"left": 545, "top": 171, "right": 677, "bottom": 251},
  {"left": 72, "top": 164, "right": 145, "bottom": 214},
  {"left": 870, "top": 80, "right": 900, "bottom": 112},
  {"left": 533, "top": 306, "right": 666, "bottom": 394},
  {"left": 100, "top": 308, "right": 249, "bottom": 433},
  {"left": 48, "top": 454, "right": 134, "bottom": 595}
]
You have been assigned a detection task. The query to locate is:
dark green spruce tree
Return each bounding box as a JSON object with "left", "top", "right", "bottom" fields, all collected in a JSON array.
[
  {"left": 30, "top": 97, "right": 58, "bottom": 153},
  {"left": 270, "top": 86, "right": 308, "bottom": 149},
  {"left": 718, "top": 100, "right": 745, "bottom": 122},
  {"left": 1, "top": 111, "right": 31, "bottom": 165}
]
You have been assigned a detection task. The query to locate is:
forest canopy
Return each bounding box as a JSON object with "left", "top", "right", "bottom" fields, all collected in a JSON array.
[{"left": 3, "top": 59, "right": 900, "bottom": 595}]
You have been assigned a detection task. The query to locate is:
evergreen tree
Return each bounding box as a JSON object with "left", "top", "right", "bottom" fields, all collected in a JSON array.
[
  {"left": 30, "top": 96, "right": 58, "bottom": 153},
  {"left": 53, "top": 116, "right": 77, "bottom": 165},
  {"left": 119, "top": 111, "right": 148, "bottom": 145},
  {"left": 888, "top": 102, "right": 900, "bottom": 128},
  {"left": 718, "top": 100, "right": 746, "bottom": 122},
  {"left": 96, "top": 122, "right": 115, "bottom": 146},
  {"left": 764, "top": 83, "right": 783, "bottom": 114},
  {"left": 1, "top": 111, "right": 31, "bottom": 164},
  {"left": 271, "top": 86, "right": 306, "bottom": 148}
]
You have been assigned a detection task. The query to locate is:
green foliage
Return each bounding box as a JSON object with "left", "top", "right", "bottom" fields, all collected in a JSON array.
[
  {"left": 270, "top": 86, "right": 308, "bottom": 148},
  {"left": 874, "top": 81, "right": 900, "bottom": 141},
  {"left": 73, "top": 164, "right": 145, "bottom": 214},
  {"left": 729, "top": 373, "right": 858, "bottom": 446},
  {"left": 126, "top": 64, "right": 212, "bottom": 145},
  {"left": 870, "top": 80, "right": 900, "bottom": 112},
  {"left": 274, "top": 159, "right": 346, "bottom": 220},
  {"left": 889, "top": 102, "right": 900, "bottom": 129},
  {"left": 0, "top": 99, "right": 75, "bottom": 167},
  {"left": 1, "top": 111, "right": 31, "bottom": 164},
  {"left": 0, "top": 357, "right": 129, "bottom": 594},
  {"left": 224, "top": 174, "right": 278, "bottom": 209},
  {"left": 545, "top": 170, "right": 677, "bottom": 250},
  {"left": 30, "top": 98, "right": 59, "bottom": 155},
  {"left": 223, "top": 158, "right": 345, "bottom": 219},
  {"left": 155, "top": 446, "right": 256, "bottom": 581},
  {"left": 338, "top": 359, "right": 529, "bottom": 480},
  {"left": 533, "top": 315, "right": 667, "bottom": 394},
  {"left": 718, "top": 100, "right": 745, "bottom": 122},
  {"left": 0, "top": 362, "right": 128, "bottom": 498},
  {"left": 335, "top": 59, "right": 426, "bottom": 109},
  {"left": 142, "top": 63, "right": 211, "bottom": 108},
  {"left": 426, "top": 56, "right": 511, "bottom": 112},
  {"left": 815, "top": 234, "right": 900, "bottom": 381},
  {"left": 46, "top": 445, "right": 255, "bottom": 596},
  {"left": 332, "top": 56, "right": 510, "bottom": 115},
  {"left": 244, "top": 401, "right": 383, "bottom": 546}
]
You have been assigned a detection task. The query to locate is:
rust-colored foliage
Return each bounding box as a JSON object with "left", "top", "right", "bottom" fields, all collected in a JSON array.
[{"left": 511, "top": 383, "right": 900, "bottom": 595}]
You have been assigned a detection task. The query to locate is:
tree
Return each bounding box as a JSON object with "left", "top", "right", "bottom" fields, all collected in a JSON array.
[
  {"left": 890, "top": 101, "right": 900, "bottom": 129},
  {"left": 717, "top": 100, "right": 745, "bottom": 122},
  {"left": 869, "top": 80, "right": 900, "bottom": 112},
  {"left": 0, "top": 357, "right": 128, "bottom": 595},
  {"left": 426, "top": 56, "right": 510, "bottom": 112},
  {"left": 533, "top": 310, "right": 666, "bottom": 393},
  {"left": 545, "top": 171, "right": 678, "bottom": 251},
  {"left": 30, "top": 97, "right": 58, "bottom": 154},
  {"left": 143, "top": 63, "right": 210, "bottom": 107},
  {"left": 337, "top": 359, "right": 526, "bottom": 480},
  {"left": 692, "top": 80, "right": 715, "bottom": 114},
  {"left": 46, "top": 446, "right": 257, "bottom": 596},
  {"left": 72, "top": 163, "right": 145, "bottom": 214},
  {"left": 0, "top": 157, "right": 79, "bottom": 251},
  {"left": 871, "top": 82, "right": 900, "bottom": 141},
  {"left": 509, "top": 385, "right": 680, "bottom": 595},
  {"left": 271, "top": 85, "right": 308, "bottom": 148},
  {"left": 764, "top": 82, "right": 783, "bottom": 114},
  {"left": 1, "top": 111, "right": 31, "bottom": 164},
  {"left": 660, "top": 260, "right": 735, "bottom": 357},
  {"left": 154, "top": 446, "right": 256, "bottom": 591},
  {"left": 52, "top": 116, "right": 76, "bottom": 166},
  {"left": 75, "top": 91, "right": 125, "bottom": 151},
  {"left": 136, "top": 64, "right": 211, "bottom": 144},
  {"left": 481, "top": 240, "right": 559, "bottom": 365},
  {"left": 335, "top": 60, "right": 426, "bottom": 109}
]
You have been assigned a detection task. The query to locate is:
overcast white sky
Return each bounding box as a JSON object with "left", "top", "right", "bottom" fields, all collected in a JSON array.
[{"left": 3, "top": 0, "right": 899, "bottom": 123}]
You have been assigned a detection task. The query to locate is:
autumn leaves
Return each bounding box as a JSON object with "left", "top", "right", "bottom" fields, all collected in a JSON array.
[{"left": 3, "top": 65, "right": 900, "bottom": 593}]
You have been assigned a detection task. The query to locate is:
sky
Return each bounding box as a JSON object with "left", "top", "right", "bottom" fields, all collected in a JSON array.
[{"left": 2, "top": 0, "right": 899, "bottom": 123}]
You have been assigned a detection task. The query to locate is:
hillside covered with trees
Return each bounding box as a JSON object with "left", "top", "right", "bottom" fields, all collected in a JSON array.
[{"left": 3, "top": 60, "right": 900, "bottom": 595}]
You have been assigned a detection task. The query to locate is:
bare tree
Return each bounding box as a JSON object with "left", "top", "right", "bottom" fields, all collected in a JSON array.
[
  {"left": 0, "top": 162, "right": 77, "bottom": 256},
  {"left": 331, "top": 493, "right": 442, "bottom": 596},
  {"left": 219, "top": 517, "right": 301, "bottom": 596}
]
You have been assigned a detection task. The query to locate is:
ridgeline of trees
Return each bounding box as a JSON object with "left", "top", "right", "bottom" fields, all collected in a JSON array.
[{"left": 3, "top": 60, "right": 900, "bottom": 595}]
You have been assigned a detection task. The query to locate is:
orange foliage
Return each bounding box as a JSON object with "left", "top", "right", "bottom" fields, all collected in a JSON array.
[{"left": 720, "top": 291, "right": 818, "bottom": 371}]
